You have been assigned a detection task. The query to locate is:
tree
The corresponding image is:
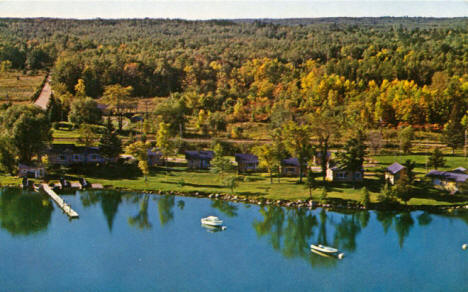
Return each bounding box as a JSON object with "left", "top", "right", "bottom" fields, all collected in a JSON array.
[
  {"left": 442, "top": 120, "right": 464, "bottom": 154},
  {"left": 74, "top": 78, "right": 87, "bottom": 98},
  {"left": 254, "top": 143, "right": 277, "bottom": 184},
  {"left": 78, "top": 124, "right": 99, "bottom": 148},
  {"left": 46, "top": 96, "right": 63, "bottom": 123},
  {"left": 361, "top": 187, "right": 370, "bottom": 208},
  {"left": 0, "top": 137, "right": 16, "bottom": 175},
  {"left": 102, "top": 84, "right": 133, "bottom": 131},
  {"left": 398, "top": 126, "right": 414, "bottom": 154},
  {"left": 125, "top": 141, "right": 151, "bottom": 182},
  {"left": 282, "top": 121, "right": 313, "bottom": 183},
  {"left": 336, "top": 130, "right": 367, "bottom": 187},
  {"left": 402, "top": 159, "right": 416, "bottom": 184},
  {"left": 156, "top": 122, "right": 172, "bottom": 168},
  {"left": 461, "top": 112, "right": 468, "bottom": 159},
  {"left": 305, "top": 170, "right": 317, "bottom": 198},
  {"left": 210, "top": 143, "right": 234, "bottom": 182},
  {"left": 0, "top": 105, "right": 51, "bottom": 163},
  {"left": 320, "top": 187, "right": 328, "bottom": 203},
  {"left": 309, "top": 110, "right": 340, "bottom": 182},
  {"left": 427, "top": 148, "right": 445, "bottom": 169},
  {"left": 68, "top": 97, "right": 102, "bottom": 125},
  {"left": 154, "top": 94, "right": 187, "bottom": 137},
  {"left": 99, "top": 128, "right": 122, "bottom": 163},
  {"left": 224, "top": 175, "right": 238, "bottom": 193}
]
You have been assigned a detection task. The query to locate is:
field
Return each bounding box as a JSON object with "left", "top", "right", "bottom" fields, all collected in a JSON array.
[{"left": 0, "top": 71, "right": 46, "bottom": 102}]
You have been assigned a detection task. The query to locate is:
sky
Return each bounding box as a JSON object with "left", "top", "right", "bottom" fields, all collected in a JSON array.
[{"left": 0, "top": 0, "right": 466, "bottom": 19}]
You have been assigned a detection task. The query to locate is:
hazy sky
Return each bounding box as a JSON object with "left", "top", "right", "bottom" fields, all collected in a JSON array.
[{"left": 0, "top": 0, "right": 466, "bottom": 19}]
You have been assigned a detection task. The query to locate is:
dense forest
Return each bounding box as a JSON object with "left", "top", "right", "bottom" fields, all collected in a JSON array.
[{"left": 0, "top": 17, "right": 467, "bottom": 129}]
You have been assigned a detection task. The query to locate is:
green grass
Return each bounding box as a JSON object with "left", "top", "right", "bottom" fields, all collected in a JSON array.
[
  {"left": 1, "top": 152, "right": 466, "bottom": 207},
  {"left": 0, "top": 71, "right": 46, "bottom": 102}
]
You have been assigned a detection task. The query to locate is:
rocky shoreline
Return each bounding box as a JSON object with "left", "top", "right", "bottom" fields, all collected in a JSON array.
[
  {"left": 5, "top": 183, "right": 468, "bottom": 213},
  {"left": 112, "top": 186, "right": 468, "bottom": 213}
]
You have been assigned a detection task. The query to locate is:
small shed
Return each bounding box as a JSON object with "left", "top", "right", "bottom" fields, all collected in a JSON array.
[
  {"left": 185, "top": 150, "right": 214, "bottom": 169},
  {"left": 326, "top": 166, "right": 363, "bottom": 182},
  {"left": 385, "top": 162, "right": 406, "bottom": 185},
  {"left": 235, "top": 153, "right": 259, "bottom": 173},
  {"left": 18, "top": 164, "right": 46, "bottom": 179},
  {"left": 281, "top": 158, "right": 304, "bottom": 177}
]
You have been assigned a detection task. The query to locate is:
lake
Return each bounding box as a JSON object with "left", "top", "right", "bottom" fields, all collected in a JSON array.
[{"left": 0, "top": 188, "right": 466, "bottom": 291}]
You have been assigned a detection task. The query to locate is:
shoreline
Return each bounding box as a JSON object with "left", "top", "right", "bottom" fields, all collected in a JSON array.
[{"left": 3, "top": 182, "right": 468, "bottom": 213}]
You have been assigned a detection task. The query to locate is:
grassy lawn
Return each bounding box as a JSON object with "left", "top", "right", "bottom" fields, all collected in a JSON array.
[
  {"left": 1, "top": 151, "right": 466, "bottom": 207},
  {"left": 0, "top": 71, "right": 46, "bottom": 102}
]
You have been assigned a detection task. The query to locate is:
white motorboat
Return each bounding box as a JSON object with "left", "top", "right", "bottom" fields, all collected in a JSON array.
[
  {"left": 310, "top": 244, "right": 339, "bottom": 254},
  {"left": 201, "top": 216, "right": 223, "bottom": 227}
]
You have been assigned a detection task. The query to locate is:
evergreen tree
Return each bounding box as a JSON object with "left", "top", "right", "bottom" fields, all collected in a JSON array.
[
  {"left": 427, "top": 148, "right": 445, "bottom": 169},
  {"left": 336, "top": 130, "right": 367, "bottom": 187},
  {"left": 99, "top": 128, "right": 122, "bottom": 163}
]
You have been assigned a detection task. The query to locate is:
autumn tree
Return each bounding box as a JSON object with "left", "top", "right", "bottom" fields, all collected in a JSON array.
[
  {"left": 398, "top": 126, "right": 414, "bottom": 154},
  {"left": 309, "top": 109, "right": 341, "bottom": 182},
  {"left": 253, "top": 143, "right": 277, "bottom": 184},
  {"left": 102, "top": 84, "right": 133, "bottom": 132},
  {"left": 156, "top": 122, "right": 173, "bottom": 169},
  {"left": 282, "top": 121, "right": 313, "bottom": 183},
  {"left": 125, "top": 141, "right": 151, "bottom": 182}
]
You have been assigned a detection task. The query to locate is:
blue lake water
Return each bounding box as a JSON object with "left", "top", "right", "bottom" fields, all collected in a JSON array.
[{"left": 0, "top": 188, "right": 466, "bottom": 291}]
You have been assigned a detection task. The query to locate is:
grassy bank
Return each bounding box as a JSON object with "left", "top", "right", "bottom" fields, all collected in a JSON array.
[{"left": 2, "top": 154, "right": 466, "bottom": 207}]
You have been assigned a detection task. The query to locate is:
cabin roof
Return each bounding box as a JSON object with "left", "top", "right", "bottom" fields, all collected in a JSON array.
[
  {"left": 452, "top": 167, "right": 467, "bottom": 174},
  {"left": 426, "top": 170, "right": 468, "bottom": 183},
  {"left": 235, "top": 153, "right": 258, "bottom": 163},
  {"left": 185, "top": 150, "right": 214, "bottom": 160},
  {"left": 386, "top": 162, "right": 405, "bottom": 174},
  {"left": 282, "top": 157, "right": 300, "bottom": 167}
]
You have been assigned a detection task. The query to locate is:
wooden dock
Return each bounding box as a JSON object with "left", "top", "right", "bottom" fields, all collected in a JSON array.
[{"left": 42, "top": 184, "right": 79, "bottom": 218}]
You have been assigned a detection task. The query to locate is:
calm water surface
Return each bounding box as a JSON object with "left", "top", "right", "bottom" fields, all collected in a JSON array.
[{"left": 0, "top": 188, "right": 466, "bottom": 291}]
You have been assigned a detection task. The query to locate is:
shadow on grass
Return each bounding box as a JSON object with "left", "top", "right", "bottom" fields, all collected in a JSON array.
[
  {"left": 411, "top": 185, "right": 468, "bottom": 203},
  {"left": 161, "top": 181, "right": 224, "bottom": 189}
]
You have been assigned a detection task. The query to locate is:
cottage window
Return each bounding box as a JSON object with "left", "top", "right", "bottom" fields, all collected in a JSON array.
[
  {"left": 73, "top": 155, "right": 80, "bottom": 160},
  {"left": 59, "top": 155, "right": 66, "bottom": 161}
]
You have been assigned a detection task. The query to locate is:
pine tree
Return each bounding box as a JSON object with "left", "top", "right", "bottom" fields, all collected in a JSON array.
[{"left": 427, "top": 148, "right": 445, "bottom": 169}]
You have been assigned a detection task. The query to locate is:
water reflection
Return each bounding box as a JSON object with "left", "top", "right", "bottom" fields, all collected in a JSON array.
[
  {"left": 211, "top": 200, "right": 238, "bottom": 217},
  {"left": 157, "top": 195, "right": 175, "bottom": 226},
  {"left": 128, "top": 194, "right": 151, "bottom": 230},
  {"left": 0, "top": 188, "right": 53, "bottom": 236}
]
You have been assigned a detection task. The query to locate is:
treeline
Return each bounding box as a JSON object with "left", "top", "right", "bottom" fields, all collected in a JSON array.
[{"left": 0, "top": 17, "right": 467, "bottom": 127}]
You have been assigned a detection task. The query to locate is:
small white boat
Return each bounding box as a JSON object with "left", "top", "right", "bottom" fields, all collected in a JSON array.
[
  {"left": 201, "top": 216, "right": 223, "bottom": 226},
  {"left": 310, "top": 244, "right": 339, "bottom": 254}
]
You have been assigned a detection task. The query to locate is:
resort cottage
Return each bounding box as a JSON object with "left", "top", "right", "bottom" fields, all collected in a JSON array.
[
  {"left": 185, "top": 150, "right": 214, "bottom": 169},
  {"left": 48, "top": 144, "right": 106, "bottom": 165},
  {"left": 385, "top": 162, "right": 406, "bottom": 185},
  {"left": 312, "top": 151, "right": 331, "bottom": 166},
  {"left": 281, "top": 158, "right": 305, "bottom": 177},
  {"left": 426, "top": 168, "right": 468, "bottom": 194},
  {"left": 235, "top": 153, "right": 259, "bottom": 173},
  {"left": 18, "top": 163, "right": 46, "bottom": 178},
  {"left": 148, "top": 149, "right": 163, "bottom": 167},
  {"left": 326, "top": 166, "right": 364, "bottom": 182}
]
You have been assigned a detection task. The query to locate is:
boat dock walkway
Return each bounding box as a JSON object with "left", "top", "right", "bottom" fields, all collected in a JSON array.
[{"left": 42, "top": 184, "right": 79, "bottom": 218}]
